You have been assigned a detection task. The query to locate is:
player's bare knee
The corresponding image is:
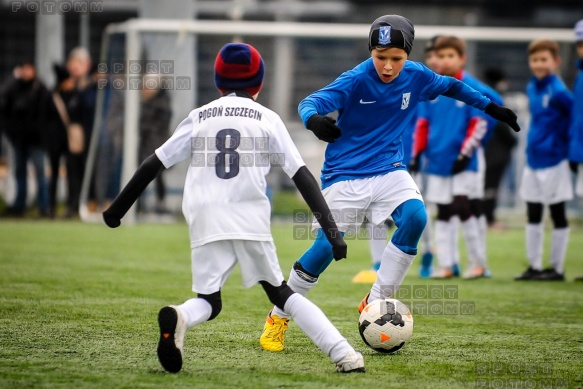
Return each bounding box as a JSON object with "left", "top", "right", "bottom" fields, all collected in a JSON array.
[
  {"left": 260, "top": 281, "right": 295, "bottom": 311},
  {"left": 198, "top": 291, "right": 222, "bottom": 321}
]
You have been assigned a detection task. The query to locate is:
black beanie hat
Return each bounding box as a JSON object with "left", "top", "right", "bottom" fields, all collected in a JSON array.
[{"left": 368, "top": 15, "right": 415, "bottom": 55}]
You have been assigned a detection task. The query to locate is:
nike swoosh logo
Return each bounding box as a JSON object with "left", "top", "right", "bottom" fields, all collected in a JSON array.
[{"left": 359, "top": 99, "right": 376, "bottom": 104}]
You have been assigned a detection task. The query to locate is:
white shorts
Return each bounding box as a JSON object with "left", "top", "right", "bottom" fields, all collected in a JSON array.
[
  {"left": 312, "top": 170, "right": 423, "bottom": 232},
  {"left": 576, "top": 164, "right": 583, "bottom": 197},
  {"left": 190, "top": 240, "right": 284, "bottom": 294},
  {"left": 520, "top": 160, "right": 573, "bottom": 204},
  {"left": 425, "top": 170, "right": 482, "bottom": 204}
]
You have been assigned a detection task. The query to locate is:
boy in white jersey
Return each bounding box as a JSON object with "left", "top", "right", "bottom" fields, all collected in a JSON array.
[{"left": 102, "top": 43, "right": 364, "bottom": 373}]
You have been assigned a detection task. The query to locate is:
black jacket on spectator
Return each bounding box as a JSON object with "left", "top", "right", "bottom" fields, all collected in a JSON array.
[{"left": 0, "top": 77, "right": 47, "bottom": 147}]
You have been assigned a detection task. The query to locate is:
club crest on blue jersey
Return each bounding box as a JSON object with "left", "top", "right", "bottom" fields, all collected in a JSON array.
[
  {"left": 379, "top": 26, "right": 392, "bottom": 45},
  {"left": 401, "top": 92, "right": 411, "bottom": 110}
]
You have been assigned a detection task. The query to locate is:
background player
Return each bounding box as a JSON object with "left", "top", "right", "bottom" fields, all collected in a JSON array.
[
  {"left": 515, "top": 39, "right": 573, "bottom": 281},
  {"left": 260, "top": 15, "right": 521, "bottom": 353},
  {"left": 411, "top": 35, "right": 488, "bottom": 279},
  {"left": 571, "top": 20, "right": 583, "bottom": 282},
  {"left": 408, "top": 35, "right": 440, "bottom": 278},
  {"left": 102, "top": 43, "right": 365, "bottom": 373}
]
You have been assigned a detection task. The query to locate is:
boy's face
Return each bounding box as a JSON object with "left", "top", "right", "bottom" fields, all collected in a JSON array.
[
  {"left": 528, "top": 50, "right": 559, "bottom": 80},
  {"left": 577, "top": 42, "right": 583, "bottom": 59},
  {"left": 424, "top": 50, "right": 440, "bottom": 73},
  {"left": 436, "top": 47, "right": 465, "bottom": 76},
  {"left": 371, "top": 47, "right": 408, "bottom": 83}
]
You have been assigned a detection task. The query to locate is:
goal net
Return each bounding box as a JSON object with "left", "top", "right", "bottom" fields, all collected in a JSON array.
[{"left": 81, "top": 18, "right": 575, "bottom": 224}]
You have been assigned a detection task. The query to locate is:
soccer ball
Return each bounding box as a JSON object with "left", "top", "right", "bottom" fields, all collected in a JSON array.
[{"left": 358, "top": 298, "right": 413, "bottom": 353}]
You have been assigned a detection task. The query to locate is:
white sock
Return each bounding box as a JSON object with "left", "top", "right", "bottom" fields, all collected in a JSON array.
[
  {"left": 550, "top": 228, "right": 569, "bottom": 274},
  {"left": 435, "top": 220, "right": 452, "bottom": 268},
  {"left": 284, "top": 293, "right": 353, "bottom": 364},
  {"left": 421, "top": 207, "right": 433, "bottom": 254},
  {"left": 272, "top": 267, "right": 318, "bottom": 319},
  {"left": 450, "top": 216, "right": 460, "bottom": 266},
  {"left": 176, "top": 298, "right": 212, "bottom": 329},
  {"left": 477, "top": 215, "right": 488, "bottom": 268},
  {"left": 370, "top": 241, "right": 415, "bottom": 301},
  {"left": 461, "top": 217, "right": 481, "bottom": 265},
  {"left": 368, "top": 223, "right": 388, "bottom": 266},
  {"left": 526, "top": 223, "right": 544, "bottom": 270}
]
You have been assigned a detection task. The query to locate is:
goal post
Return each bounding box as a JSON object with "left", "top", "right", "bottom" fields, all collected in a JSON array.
[{"left": 80, "top": 18, "right": 574, "bottom": 224}]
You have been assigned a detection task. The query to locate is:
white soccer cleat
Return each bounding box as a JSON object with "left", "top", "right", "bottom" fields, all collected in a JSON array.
[
  {"left": 157, "top": 305, "right": 187, "bottom": 373},
  {"left": 336, "top": 350, "right": 365, "bottom": 373}
]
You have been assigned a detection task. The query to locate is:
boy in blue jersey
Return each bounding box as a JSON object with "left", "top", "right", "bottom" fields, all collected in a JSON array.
[
  {"left": 570, "top": 21, "right": 583, "bottom": 203},
  {"left": 409, "top": 36, "right": 441, "bottom": 278},
  {"left": 363, "top": 37, "right": 442, "bottom": 282},
  {"left": 440, "top": 36, "right": 504, "bottom": 279},
  {"left": 515, "top": 40, "right": 573, "bottom": 282},
  {"left": 569, "top": 20, "right": 583, "bottom": 282},
  {"left": 411, "top": 35, "right": 489, "bottom": 280},
  {"left": 259, "top": 15, "right": 520, "bottom": 352}
]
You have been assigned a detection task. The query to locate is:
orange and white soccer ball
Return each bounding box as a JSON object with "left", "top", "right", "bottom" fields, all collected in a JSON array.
[{"left": 358, "top": 298, "right": 413, "bottom": 353}]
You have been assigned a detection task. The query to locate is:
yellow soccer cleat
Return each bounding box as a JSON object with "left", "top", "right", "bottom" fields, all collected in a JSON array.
[{"left": 260, "top": 309, "right": 289, "bottom": 352}]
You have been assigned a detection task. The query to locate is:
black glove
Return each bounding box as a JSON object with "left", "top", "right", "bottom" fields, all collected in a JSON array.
[
  {"left": 408, "top": 155, "right": 421, "bottom": 174},
  {"left": 331, "top": 237, "right": 348, "bottom": 261},
  {"left": 103, "top": 209, "right": 122, "bottom": 228},
  {"left": 451, "top": 154, "right": 471, "bottom": 174},
  {"left": 570, "top": 161, "right": 578, "bottom": 173},
  {"left": 485, "top": 102, "right": 521, "bottom": 133},
  {"left": 306, "top": 115, "right": 342, "bottom": 143}
]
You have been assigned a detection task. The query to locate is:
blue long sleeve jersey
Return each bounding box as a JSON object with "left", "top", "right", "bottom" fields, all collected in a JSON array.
[
  {"left": 569, "top": 60, "right": 583, "bottom": 163},
  {"left": 526, "top": 74, "right": 573, "bottom": 169},
  {"left": 461, "top": 71, "right": 503, "bottom": 145},
  {"left": 298, "top": 59, "right": 491, "bottom": 189},
  {"left": 417, "top": 95, "right": 485, "bottom": 176}
]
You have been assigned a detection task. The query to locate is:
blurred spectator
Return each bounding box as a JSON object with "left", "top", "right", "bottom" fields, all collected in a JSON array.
[
  {"left": 45, "top": 64, "right": 82, "bottom": 217},
  {"left": 138, "top": 74, "right": 172, "bottom": 213},
  {"left": 63, "top": 47, "right": 93, "bottom": 217},
  {"left": 482, "top": 68, "right": 517, "bottom": 229},
  {"left": 0, "top": 61, "right": 49, "bottom": 217}
]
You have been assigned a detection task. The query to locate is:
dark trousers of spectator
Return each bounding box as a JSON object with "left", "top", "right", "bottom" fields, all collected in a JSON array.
[
  {"left": 47, "top": 144, "right": 66, "bottom": 217},
  {"left": 66, "top": 152, "right": 85, "bottom": 217},
  {"left": 12, "top": 144, "right": 48, "bottom": 215}
]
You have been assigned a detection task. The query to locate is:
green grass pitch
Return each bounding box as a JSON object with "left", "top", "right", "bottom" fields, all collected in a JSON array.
[{"left": 1, "top": 220, "right": 582, "bottom": 388}]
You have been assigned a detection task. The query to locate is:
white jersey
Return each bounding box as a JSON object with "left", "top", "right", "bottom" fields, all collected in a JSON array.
[{"left": 155, "top": 93, "right": 305, "bottom": 248}]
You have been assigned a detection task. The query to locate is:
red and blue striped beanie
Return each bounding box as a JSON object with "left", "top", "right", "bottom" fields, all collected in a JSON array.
[{"left": 214, "top": 43, "right": 264, "bottom": 96}]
